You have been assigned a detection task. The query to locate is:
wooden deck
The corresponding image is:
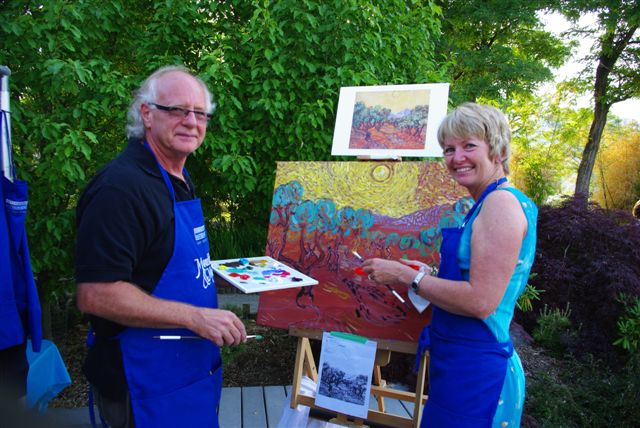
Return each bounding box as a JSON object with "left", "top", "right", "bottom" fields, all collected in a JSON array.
[
  {"left": 46, "top": 385, "right": 417, "bottom": 427},
  {"left": 219, "top": 385, "right": 291, "bottom": 428},
  {"left": 219, "top": 385, "right": 417, "bottom": 428}
]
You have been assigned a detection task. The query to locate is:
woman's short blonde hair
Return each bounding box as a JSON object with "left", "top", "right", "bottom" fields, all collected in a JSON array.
[{"left": 437, "top": 102, "right": 511, "bottom": 174}]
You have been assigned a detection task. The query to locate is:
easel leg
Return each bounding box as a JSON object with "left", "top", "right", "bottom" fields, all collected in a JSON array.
[
  {"left": 413, "top": 351, "right": 429, "bottom": 427},
  {"left": 372, "top": 365, "right": 386, "bottom": 413},
  {"left": 290, "top": 336, "right": 317, "bottom": 408}
]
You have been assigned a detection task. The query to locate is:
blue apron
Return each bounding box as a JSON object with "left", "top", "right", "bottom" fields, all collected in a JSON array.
[
  {"left": 118, "top": 143, "right": 221, "bottom": 428},
  {"left": 0, "top": 110, "right": 42, "bottom": 352},
  {"left": 418, "top": 178, "right": 513, "bottom": 427}
]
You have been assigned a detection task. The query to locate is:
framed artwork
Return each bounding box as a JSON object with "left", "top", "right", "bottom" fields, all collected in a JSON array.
[
  {"left": 331, "top": 83, "right": 449, "bottom": 158},
  {"left": 257, "top": 161, "right": 471, "bottom": 342},
  {"left": 211, "top": 256, "right": 318, "bottom": 294}
]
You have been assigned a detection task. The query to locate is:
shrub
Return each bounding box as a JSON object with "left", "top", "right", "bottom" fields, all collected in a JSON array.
[
  {"left": 533, "top": 304, "right": 576, "bottom": 356},
  {"left": 516, "top": 195, "right": 640, "bottom": 366},
  {"left": 207, "top": 220, "right": 267, "bottom": 261},
  {"left": 516, "top": 277, "right": 544, "bottom": 312},
  {"left": 614, "top": 294, "right": 640, "bottom": 354},
  {"left": 525, "top": 354, "right": 640, "bottom": 427}
]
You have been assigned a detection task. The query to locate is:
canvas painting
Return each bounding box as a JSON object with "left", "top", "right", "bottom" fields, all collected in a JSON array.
[
  {"left": 331, "top": 84, "right": 449, "bottom": 158},
  {"left": 257, "top": 161, "right": 471, "bottom": 342}
]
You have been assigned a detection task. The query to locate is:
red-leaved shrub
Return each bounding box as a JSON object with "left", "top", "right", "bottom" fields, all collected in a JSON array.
[{"left": 515, "top": 196, "right": 640, "bottom": 366}]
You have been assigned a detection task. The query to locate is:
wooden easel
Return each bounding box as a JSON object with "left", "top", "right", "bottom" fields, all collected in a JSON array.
[{"left": 288, "top": 327, "right": 429, "bottom": 428}]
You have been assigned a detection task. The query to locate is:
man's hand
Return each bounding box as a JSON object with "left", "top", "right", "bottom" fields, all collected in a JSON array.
[
  {"left": 77, "top": 281, "right": 247, "bottom": 346},
  {"left": 189, "top": 308, "right": 247, "bottom": 347}
]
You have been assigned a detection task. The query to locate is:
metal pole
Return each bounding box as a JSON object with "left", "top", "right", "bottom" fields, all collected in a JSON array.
[{"left": 1, "top": 65, "right": 13, "bottom": 180}]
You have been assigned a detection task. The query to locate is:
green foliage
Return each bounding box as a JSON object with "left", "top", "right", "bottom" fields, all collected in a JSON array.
[
  {"left": 207, "top": 220, "right": 267, "bottom": 261},
  {"left": 557, "top": 0, "right": 640, "bottom": 196},
  {"left": 525, "top": 354, "right": 640, "bottom": 426},
  {"left": 593, "top": 120, "right": 640, "bottom": 211},
  {"left": 614, "top": 294, "right": 640, "bottom": 354},
  {"left": 437, "top": 0, "right": 570, "bottom": 105},
  {"left": 516, "top": 279, "right": 544, "bottom": 313},
  {"left": 0, "top": 1, "right": 134, "bottom": 300},
  {"left": 2, "top": 0, "right": 608, "bottom": 310},
  {"left": 195, "top": 0, "right": 446, "bottom": 230},
  {"left": 533, "top": 304, "right": 576, "bottom": 355},
  {"left": 507, "top": 90, "right": 592, "bottom": 204},
  {"left": 1, "top": 0, "right": 445, "bottom": 303},
  {"left": 0, "top": 0, "right": 246, "bottom": 301}
]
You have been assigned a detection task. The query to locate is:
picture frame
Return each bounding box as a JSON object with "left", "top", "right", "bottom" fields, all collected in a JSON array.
[{"left": 331, "top": 83, "right": 449, "bottom": 158}]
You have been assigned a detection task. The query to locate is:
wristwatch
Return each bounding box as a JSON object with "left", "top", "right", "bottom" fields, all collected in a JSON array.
[{"left": 411, "top": 266, "right": 427, "bottom": 292}]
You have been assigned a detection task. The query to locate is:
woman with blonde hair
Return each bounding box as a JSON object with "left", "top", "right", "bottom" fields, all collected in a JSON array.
[{"left": 364, "top": 103, "right": 538, "bottom": 427}]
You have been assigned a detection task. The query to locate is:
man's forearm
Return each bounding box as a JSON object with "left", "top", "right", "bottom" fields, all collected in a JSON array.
[{"left": 77, "top": 281, "right": 198, "bottom": 331}]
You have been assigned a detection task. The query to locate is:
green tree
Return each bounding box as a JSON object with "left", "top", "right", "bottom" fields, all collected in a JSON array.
[
  {"left": 507, "top": 88, "right": 591, "bottom": 204},
  {"left": 195, "top": 0, "right": 445, "bottom": 230},
  {"left": 593, "top": 120, "right": 640, "bottom": 210},
  {"left": 1, "top": 1, "right": 131, "bottom": 305},
  {"left": 0, "top": 0, "right": 445, "bottom": 311},
  {"left": 0, "top": 0, "right": 233, "bottom": 311},
  {"left": 557, "top": 0, "right": 640, "bottom": 197},
  {"left": 436, "top": 0, "right": 570, "bottom": 105}
]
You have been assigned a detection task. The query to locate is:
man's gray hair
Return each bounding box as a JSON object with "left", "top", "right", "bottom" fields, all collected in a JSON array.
[{"left": 125, "top": 65, "right": 216, "bottom": 139}]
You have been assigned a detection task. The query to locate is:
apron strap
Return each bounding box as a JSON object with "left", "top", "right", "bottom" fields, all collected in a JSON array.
[
  {"left": 142, "top": 140, "right": 189, "bottom": 202},
  {"left": 461, "top": 177, "right": 507, "bottom": 227}
]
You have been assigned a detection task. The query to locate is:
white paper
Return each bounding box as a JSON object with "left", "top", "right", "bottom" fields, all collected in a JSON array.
[
  {"left": 315, "top": 332, "right": 377, "bottom": 419},
  {"left": 408, "top": 288, "right": 431, "bottom": 313}
]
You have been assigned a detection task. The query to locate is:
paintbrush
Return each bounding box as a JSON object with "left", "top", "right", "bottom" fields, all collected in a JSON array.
[
  {"left": 153, "top": 335, "right": 264, "bottom": 340},
  {"left": 353, "top": 249, "right": 405, "bottom": 304}
]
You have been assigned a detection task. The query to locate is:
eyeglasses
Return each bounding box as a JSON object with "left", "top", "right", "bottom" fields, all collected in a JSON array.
[{"left": 149, "top": 103, "right": 212, "bottom": 123}]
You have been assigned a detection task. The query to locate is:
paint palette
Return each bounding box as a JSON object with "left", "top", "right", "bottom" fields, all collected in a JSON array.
[{"left": 211, "top": 256, "right": 318, "bottom": 294}]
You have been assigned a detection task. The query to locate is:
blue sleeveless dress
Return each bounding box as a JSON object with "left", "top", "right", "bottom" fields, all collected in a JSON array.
[{"left": 457, "top": 187, "right": 538, "bottom": 427}]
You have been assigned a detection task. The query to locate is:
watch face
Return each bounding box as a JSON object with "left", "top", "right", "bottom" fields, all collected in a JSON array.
[{"left": 411, "top": 271, "right": 425, "bottom": 291}]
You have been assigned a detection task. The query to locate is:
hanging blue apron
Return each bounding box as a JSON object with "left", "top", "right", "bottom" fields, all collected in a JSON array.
[
  {"left": 0, "top": 110, "right": 42, "bottom": 352},
  {"left": 418, "top": 178, "right": 513, "bottom": 428},
  {"left": 117, "top": 143, "right": 221, "bottom": 428}
]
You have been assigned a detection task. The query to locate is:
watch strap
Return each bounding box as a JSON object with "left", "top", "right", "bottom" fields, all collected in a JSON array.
[{"left": 411, "top": 267, "right": 426, "bottom": 292}]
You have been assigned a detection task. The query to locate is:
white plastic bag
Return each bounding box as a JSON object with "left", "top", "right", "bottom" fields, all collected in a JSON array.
[{"left": 276, "top": 376, "right": 316, "bottom": 428}]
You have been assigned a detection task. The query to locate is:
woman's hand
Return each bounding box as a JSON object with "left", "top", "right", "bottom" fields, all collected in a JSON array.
[
  {"left": 361, "top": 258, "right": 415, "bottom": 286},
  {"left": 398, "top": 258, "right": 427, "bottom": 271}
]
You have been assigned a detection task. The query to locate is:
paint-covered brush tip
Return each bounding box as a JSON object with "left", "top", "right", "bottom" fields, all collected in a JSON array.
[{"left": 247, "top": 335, "right": 263, "bottom": 340}]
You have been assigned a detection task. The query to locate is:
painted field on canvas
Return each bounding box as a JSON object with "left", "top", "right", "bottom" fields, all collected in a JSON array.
[{"left": 257, "top": 161, "right": 470, "bottom": 342}]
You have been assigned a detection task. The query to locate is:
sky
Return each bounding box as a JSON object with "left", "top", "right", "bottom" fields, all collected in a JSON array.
[{"left": 539, "top": 12, "right": 639, "bottom": 123}]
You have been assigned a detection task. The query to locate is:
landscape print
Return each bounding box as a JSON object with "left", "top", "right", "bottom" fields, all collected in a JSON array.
[
  {"left": 257, "top": 161, "right": 471, "bottom": 342},
  {"left": 349, "top": 89, "right": 430, "bottom": 150},
  {"left": 331, "top": 84, "right": 449, "bottom": 158}
]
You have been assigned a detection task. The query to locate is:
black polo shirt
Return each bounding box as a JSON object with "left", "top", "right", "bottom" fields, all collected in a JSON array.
[{"left": 75, "top": 139, "right": 196, "bottom": 398}]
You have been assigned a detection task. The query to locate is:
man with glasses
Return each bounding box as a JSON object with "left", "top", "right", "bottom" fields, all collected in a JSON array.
[{"left": 75, "top": 65, "right": 246, "bottom": 428}]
